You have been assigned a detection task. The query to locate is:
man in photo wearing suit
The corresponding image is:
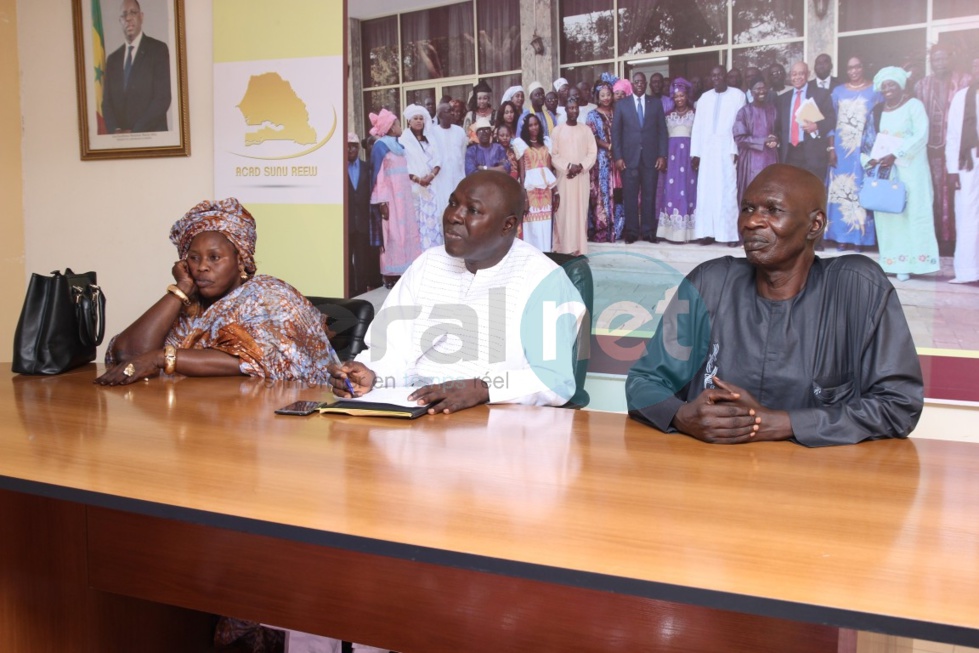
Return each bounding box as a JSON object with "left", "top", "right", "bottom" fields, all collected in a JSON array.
[
  {"left": 810, "top": 54, "right": 840, "bottom": 92},
  {"left": 612, "top": 71, "right": 668, "bottom": 243},
  {"left": 102, "top": 0, "right": 171, "bottom": 133},
  {"left": 347, "top": 132, "right": 380, "bottom": 295},
  {"left": 778, "top": 61, "right": 837, "bottom": 181}
]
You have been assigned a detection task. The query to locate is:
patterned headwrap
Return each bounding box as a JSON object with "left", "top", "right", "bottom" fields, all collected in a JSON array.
[
  {"left": 599, "top": 71, "right": 619, "bottom": 86},
  {"left": 873, "top": 66, "right": 910, "bottom": 91},
  {"left": 670, "top": 77, "right": 693, "bottom": 97},
  {"left": 613, "top": 79, "right": 633, "bottom": 96},
  {"left": 501, "top": 85, "right": 524, "bottom": 103},
  {"left": 369, "top": 108, "right": 397, "bottom": 137},
  {"left": 170, "top": 198, "right": 257, "bottom": 274}
]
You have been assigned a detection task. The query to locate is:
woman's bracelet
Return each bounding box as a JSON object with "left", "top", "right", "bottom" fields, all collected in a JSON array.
[
  {"left": 163, "top": 345, "right": 177, "bottom": 375},
  {"left": 166, "top": 284, "right": 191, "bottom": 306}
]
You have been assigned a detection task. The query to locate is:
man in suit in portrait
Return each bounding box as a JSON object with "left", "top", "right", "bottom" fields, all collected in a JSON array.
[
  {"left": 809, "top": 53, "right": 840, "bottom": 93},
  {"left": 347, "top": 133, "right": 380, "bottom": 295},
  {"left": 612, "top": 71, "right": 668, "bottom": 243},
  {"left": 778, "top": 61, "right": 837, "bottom": 181},
  {"left": 102, "top": 0, "right": 171, "bottom": 133}
]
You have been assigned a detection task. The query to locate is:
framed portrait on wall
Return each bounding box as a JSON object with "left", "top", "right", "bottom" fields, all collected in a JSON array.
[{"left": 71, "top": 0, "right": 189, "bottom": 159}]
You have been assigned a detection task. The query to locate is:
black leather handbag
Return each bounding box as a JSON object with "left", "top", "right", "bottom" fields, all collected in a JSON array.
[{"left": 12, "top": 269, "right": 106, "bottom": 375}]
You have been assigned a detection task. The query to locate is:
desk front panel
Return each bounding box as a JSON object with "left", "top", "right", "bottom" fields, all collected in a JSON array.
[{"left": 87, "top": 505, "right": 839, "bottom": 652}]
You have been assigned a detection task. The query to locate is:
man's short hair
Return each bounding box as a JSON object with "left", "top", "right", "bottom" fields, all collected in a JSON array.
[{"left": 496, "top": 173, "right": 525, "bottom": 220}]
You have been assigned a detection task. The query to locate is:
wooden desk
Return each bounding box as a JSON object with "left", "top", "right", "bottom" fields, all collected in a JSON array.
[{"left": 1, "top": 366, "right": 977, "bottom": 651}]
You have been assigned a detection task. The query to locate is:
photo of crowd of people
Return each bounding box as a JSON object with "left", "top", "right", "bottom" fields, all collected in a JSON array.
[
  {"left": 347, "top": 46, "right": 978, "bottom": 295},
  {"left": 341, "top": 0, "right": 979, "bottom": 398}
]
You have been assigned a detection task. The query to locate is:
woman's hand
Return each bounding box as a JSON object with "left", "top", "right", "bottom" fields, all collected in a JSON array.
[
  {"left": 171, "top": 259, "right": 198, "bottom": 297},
  {"left": 378, "top": 202, "right": 390, "bottom": 221},
  {"left": 868, "top": 154, "right": 897, "bottom": 169},
  {"left": 878, "top": 153, "right": 897, "bottom": 168},
  {"left": 94, "top": 350, "right": 162, "bottom": 386}
]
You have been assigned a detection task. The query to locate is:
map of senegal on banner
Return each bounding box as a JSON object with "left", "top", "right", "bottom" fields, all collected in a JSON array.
[{"left": 214, "top": 56, "right": 341, "bottom": 204}]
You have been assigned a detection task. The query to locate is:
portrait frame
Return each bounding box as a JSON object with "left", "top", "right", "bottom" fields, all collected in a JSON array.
[{"left": 71, "top": 0, "right": 190, "bottom": 160}]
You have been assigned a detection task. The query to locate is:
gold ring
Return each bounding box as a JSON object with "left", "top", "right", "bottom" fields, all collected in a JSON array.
[{"left": 123, "top": 363, "right": 136, "bottom": 377}]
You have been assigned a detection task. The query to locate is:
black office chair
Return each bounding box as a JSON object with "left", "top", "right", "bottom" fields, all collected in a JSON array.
[
  {"left": 544, "top": 252, "right": 593, "bottom": 409},
  {"left": 305, "top": 296, "right": 374, "bottom": 361}
]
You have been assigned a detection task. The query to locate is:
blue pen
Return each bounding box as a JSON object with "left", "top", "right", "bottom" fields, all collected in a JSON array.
[{"left": 328, "top": 347, "right": 357, "bottom": 397}]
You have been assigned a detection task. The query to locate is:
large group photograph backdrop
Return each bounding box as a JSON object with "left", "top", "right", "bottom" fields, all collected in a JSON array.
[{"left": 345, "top": 0, "right": 979, "bottom": 403}]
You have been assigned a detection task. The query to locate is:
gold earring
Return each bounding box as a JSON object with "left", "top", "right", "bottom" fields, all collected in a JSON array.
[{"left": 240, "top": 270, "right": 248, "bottom": 280}]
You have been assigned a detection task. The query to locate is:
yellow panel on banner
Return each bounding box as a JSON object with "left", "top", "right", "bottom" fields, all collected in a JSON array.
[{"left": 213, "top": 0, "right": 345, "bottom": 297}]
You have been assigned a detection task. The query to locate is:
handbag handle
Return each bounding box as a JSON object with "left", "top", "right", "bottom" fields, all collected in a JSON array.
[
  {"left": 75, "top": 284, "right": 106, "bottom": 347},
  {"left": 58, "top": 268, "right": 104, "bottom": 347},
  {"left": 865, "top": 163, "right": 899, "bottom": 182}
]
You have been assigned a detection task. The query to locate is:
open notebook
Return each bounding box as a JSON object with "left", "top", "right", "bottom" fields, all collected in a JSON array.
[{"left": 319, "top": 387, "right": 432, "bottom": 419}]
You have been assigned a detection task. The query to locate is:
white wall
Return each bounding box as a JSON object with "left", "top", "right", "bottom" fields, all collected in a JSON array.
[{"left": 18, "top": 0, "right": 215, "bottom": 350}]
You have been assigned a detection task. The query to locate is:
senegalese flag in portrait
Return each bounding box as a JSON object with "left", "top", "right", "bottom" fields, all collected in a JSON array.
[{"left": 92, "top": 0, "right": 107, "bottom": 134}]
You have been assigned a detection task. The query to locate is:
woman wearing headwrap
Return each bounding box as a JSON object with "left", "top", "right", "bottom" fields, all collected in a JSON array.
[
  {"left": 370, "top": 108, "right": 424, "bottom": 287},
  {"left": 826, "top": 55, "right": 880, "bottom": 252},
  {"left": 463, "top": 80, "right": 496, "bottom": 135},
  {"left": 501, "top": 85, "right": 526, "bottom": 115},
  {"left": 612, "top": 78, "right": 633, "bottom": 102},
  {"left": 657, "top": 77, "right": 699, "bottom": 243},
  {"left": 95, "top": 198, "right": 337, "bottom": 386},
  {"left": 400, "top": 104, "right": 443, "bottom": 249},
  {"left": 861, "top": 66, "right": 939, "bottom": 281},
  {"left": 587, "top": 78, "right": 623, "bottom": 242}
]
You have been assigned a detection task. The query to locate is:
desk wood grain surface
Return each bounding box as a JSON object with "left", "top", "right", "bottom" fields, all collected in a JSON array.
[{"left": 1, "top": 365, "right": 978, "bottom": 644}]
